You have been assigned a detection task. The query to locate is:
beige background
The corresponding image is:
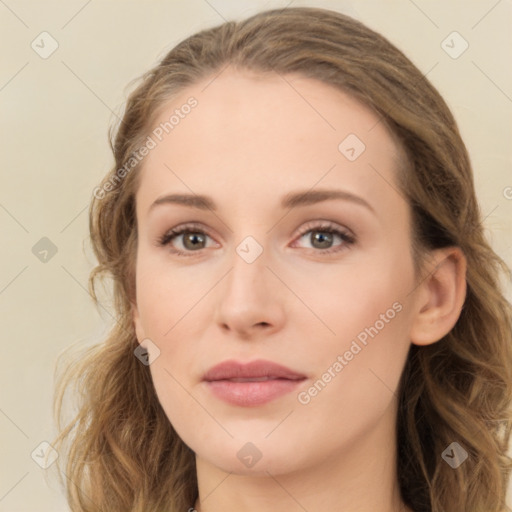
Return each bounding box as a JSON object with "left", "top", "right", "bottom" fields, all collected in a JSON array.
[{"left": 1, "top": 0, "right": 511, "bottom": 510}]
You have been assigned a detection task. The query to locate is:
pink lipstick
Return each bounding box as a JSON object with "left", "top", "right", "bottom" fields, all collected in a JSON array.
[{"left": 203, "top": 359, "right": 306, "bottom": 407}]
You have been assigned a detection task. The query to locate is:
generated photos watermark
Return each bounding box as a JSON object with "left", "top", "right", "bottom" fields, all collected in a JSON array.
[
  {"left": 93, "top": 96, "right": 198, "bottom": 200},
  {"left": 297, "top": 301, "right": 403, "bottom": 405}
]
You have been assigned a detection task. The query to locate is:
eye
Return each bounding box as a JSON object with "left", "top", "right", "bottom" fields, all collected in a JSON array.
[
  {"left": 157, "top": 223, "right": 215, "bottom": 256},
  {"left": 291, "top": 221, "right": 355, "bottom": 254},
  {"left": 158, "top": 221, "right": 356, "bottom": 257}
]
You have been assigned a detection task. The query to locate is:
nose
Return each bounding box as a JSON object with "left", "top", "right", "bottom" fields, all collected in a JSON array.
[{"left": 214, "top": 242, "right": 286, "bottom": 340}]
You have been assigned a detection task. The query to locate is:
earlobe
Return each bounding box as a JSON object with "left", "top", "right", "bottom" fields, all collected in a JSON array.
[{"left": 410, "top": 247, "right": 467, "bottom": 346}]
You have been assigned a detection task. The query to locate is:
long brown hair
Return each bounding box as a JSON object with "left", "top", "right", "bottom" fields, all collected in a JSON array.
[{"left": 52, "top": 7, "right": 512, "bottom": 511}]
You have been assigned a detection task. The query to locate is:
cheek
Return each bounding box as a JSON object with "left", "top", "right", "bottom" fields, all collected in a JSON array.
[
  {"left": 134, "top": 251, "right": 208, "bottom": 338},
  {"left": 134, "top": 255, "right": 210, "bottom": 423},
  {"left": 293, "top": 296, "right": 412, "bottom": 452},
  {"left": 297, "top": 247, "right": 414, "bottom": 409},
  {"left": 303, "top": 245, "right": 414, "bottom": 346}
]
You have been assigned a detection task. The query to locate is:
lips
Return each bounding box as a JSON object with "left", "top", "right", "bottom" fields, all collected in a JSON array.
[
  {"left": 202, "top": 359, "right": 306, "bottom": 407},
  {"left": 203, "top": 359, "right": 306, "bottom": 382}
]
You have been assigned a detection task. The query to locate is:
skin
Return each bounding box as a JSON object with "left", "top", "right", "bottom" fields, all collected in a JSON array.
[{"left": 131, "top": 68, "right": 467, "bottom": 512}]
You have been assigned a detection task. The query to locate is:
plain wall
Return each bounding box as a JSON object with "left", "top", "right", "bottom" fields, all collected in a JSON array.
[{"left": 1, "top": 0, "right": 511, "bottom": 510}]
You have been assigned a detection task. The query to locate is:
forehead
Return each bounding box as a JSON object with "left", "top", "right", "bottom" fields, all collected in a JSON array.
[{"left": 136, "top": 68, "right": 408, "bottom": 215}]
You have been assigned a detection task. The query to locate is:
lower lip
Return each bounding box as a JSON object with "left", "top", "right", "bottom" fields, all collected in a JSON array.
[{"left": 205, "top": 379, "right": 305, "bottom": 407}]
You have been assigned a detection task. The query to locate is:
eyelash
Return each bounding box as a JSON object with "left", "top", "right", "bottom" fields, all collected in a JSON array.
[{"left": 157, "top": 221, "right": 356, "bottom": 257}]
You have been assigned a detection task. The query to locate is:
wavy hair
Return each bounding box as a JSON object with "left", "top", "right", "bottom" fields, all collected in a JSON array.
[{"left": 52, "top": 7, "right": 512, "bottom": 511}]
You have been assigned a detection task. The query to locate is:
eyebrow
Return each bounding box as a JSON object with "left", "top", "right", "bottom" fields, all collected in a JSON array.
[{"left": 148, "top": 189, "right": 375, "bottom": 215}]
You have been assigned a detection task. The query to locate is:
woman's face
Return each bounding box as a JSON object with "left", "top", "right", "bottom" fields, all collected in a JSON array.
[{"left": 132, "top": 69, "right": 422, "bottom": 477}]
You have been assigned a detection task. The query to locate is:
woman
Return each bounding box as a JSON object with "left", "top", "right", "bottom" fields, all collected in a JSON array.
[{"left": 52, "top": 6, "right": 512, "bottom": 512}]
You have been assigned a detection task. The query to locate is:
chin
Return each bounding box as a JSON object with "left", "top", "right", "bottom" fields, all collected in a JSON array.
[{"left": 193, "top": 436, "right": 311, "bottom": 477}]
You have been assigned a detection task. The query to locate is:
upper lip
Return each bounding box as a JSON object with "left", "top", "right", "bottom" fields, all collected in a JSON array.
[{"left": 203, "top": 359, "right": 306, "bottom": 382}]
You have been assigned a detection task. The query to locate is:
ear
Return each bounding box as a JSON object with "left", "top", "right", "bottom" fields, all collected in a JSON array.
[
  {"left": 410, "top": 246, "right": 467, "bottom": 346},
  {"left": 131, "top": 301, "right": 147, "bottom": 343}
]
